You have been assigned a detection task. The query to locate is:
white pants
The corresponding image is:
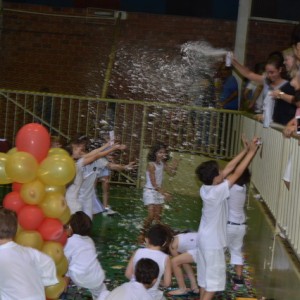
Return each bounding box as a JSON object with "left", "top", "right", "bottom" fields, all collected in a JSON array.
[
  {"left": 196, "top": 248, "right": 226, "bottom": 292},
  {"left": 226, "top": 224, "right": 246, "bottom": 265}
]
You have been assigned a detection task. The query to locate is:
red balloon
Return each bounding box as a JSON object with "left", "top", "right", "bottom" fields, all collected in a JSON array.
[
  {"left": 38, "top": 218, "right": 64, "bottom": 241},
  {"left": 16, "top": 123, "right": 50, "bottom": 163},
  {"left": 3, "top": 191, "right": 26, "bottom": 213},
  {"left": 18, "top": 205, "right": 45, "bottom": 230},
  {"left": 53, "top": 230, "right": 68, "bottom": 246},
  {"left": 12, "top": 182, "right": 23, "bottom": 192}
]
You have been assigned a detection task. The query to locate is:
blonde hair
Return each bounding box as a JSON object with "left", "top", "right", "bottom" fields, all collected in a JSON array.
[{"left": 283, "top": 47, "right": 298, "bottom": 78}]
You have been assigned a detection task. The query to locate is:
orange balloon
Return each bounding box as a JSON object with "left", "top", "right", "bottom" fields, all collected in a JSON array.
[
  {"left": 38, "top": 218, "right": 64, "bottom": 241},
  {"left": 18, "top": 205, "right": 45, "bottom": 230},
  {"left": 16, "top": 123, "right": 50, "bottom": 163},
  {"left": 6, "top": 151, "right": 38, "bottom": 183},
  {"left": 45, "top": 275, "right": 66, "bottom": 299},
  {"left": 42, "top": 241, "right": 64, "bottom": 264},
  {"left": 3, "top": 191, "right": 26, "bottom": 213},
  {"left": 20, "top": 179, "right": 46, "bottom": 205},
  {"left": 15, "top": 230, "right": 44, "bottom": 250},
  {"left": 38, "top": 154, "right": 75, "bottom": 186},
  {"left": 40, "top": 192, "right": 68, "bottom": 218}
]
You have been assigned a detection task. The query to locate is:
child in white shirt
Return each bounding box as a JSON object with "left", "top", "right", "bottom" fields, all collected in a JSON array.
[
  {"left": 125, "top": 224, "right": 172, "bottom": 300},
  {"left": 106, "top": 258, "right": 159, "bottom": 300},
  {"left": 195, "top": 136, "right": 259, "bottom": 300},
  {"left": 0, "top": 207, "right": 59, "bottom": 300},
  {"left": 64, "top": 211, "right": 109, "bottom": 300}
]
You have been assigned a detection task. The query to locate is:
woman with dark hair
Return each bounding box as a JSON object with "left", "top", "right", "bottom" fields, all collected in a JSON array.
[{"left": 232, "top": 53, "right": 289, "bottom": 127}]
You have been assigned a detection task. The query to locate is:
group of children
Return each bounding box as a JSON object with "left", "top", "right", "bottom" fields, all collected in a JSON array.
[{"left": 0, "top": 132, "right": 260, "bottom": 300}]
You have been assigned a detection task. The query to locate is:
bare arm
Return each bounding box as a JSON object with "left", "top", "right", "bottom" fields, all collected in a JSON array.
[
  {"left": 271, "top": 90, "right": 295, "bottom": 104},
  {"left": 283, "top": 118, "right": 297, "bottom": 137},
  {"left": 217, "top": 90, "right": 238, "bottom": 108},
  {"left": 161, "top": 256, "right": 172, "bottom": 287},
  {"left": 227, "top": 138, "right": 259, "bottom": 187},
  {"left": 222, "top": 135, "right": 248, "bottom": 178},
  {"left": 125, "top": 253, "right": 135, "bottom": 280},
  {"left": 82, "top": 143, "right": 125, "bottom": 166},
  {"left": 232, "top": 58, "right": 264, "bottom": 84},
  {"left": 107, "top": 161, "right": 137, "bottom": 172}
]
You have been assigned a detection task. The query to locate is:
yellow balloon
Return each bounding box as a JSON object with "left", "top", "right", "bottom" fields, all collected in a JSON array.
[
  {"left": 15, "top": 230, "right": 44, "bottom": 250},
  {"left": 40, "top": 192, "right": 68, "bottom": 218},
  {"left": 6, "top": 151, "right": 38, "bottom": 183},
  {"left": 56, "top": 255, "right": 68, "bottom": 276},
  {"left": 45, "top": 275, "right": 66, "bottom": 299},
  {"left": 0, "top": 153, "right": 13, "bottom": 184},
  {"left": 48, "top": 148, "right": 69, "bottom": 157},
  {"left": 38, "top": 154, "right": 75, "bottom": 186},
  {"left": 7, "top": 147, "right": 17, "bottom": 155},
  {"left": 42, "top": 241, "right": 64, "bottom": 264},
  {"left": 20, "top": 179, "right": 46, "bottom": 205},
  {"left": 45, "top": 185, "right": 66, "bottom": 194},
  {"left": 58, "top": 206, "right": 71, "bottom": 225}
]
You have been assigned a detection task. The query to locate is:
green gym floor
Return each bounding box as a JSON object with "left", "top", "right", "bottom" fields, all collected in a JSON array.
[{"left": 65, "top": 185, "right": 257, "bottom": 300}]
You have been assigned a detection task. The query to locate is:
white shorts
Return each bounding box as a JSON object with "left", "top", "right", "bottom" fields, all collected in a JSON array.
[
  {"left": 187, "top": 249, "right": 197, "bottom": 263},
  {"left": 226, "top": 224, "right": 246, "bottom": 265},
  {"left": 196, "top": 248, "right": 226, "bottom": 292},
  {"left": 98, "top": 167, "right": 111, "bottom": 178},
  {"left": 143, "top": 188, "right": 164, "bottom": 206}
]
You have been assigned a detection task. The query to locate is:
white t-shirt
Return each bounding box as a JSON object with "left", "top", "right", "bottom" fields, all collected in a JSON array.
[
  {"left": 65, "top": 158, "right": 85, "bottom": 214},
  {"left": 78, "top": 158, "right": 109, "bottom": 218},
  {"left": 197, "top": 180, "right": 230, "bottom": 249},
  {"left": 227, "top": 184, "right": 246, "bottom": 224},
  {"left": 106, "top": 281, "right": 153, "bottom": 300},
  {"left": 64, "top": 234, "right": 105, "bottom": 289},
  {"left": 0, "top": 241, "right": 58, "bottom": 300},
  {"left": 177, "top": 232, "right": 197, "bottom": 253},
  {"left": 132, "top": 248, "right": 167, "bottom": 300}
]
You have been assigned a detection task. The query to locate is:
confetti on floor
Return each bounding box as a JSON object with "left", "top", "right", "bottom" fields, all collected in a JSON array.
[{"left": 62, "top": 186, "right": 257, "bottom": 300}]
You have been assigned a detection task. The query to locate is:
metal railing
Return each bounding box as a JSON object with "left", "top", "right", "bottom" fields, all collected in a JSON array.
[
  {"left": 1, "top": 89, "right": 300, "bottom": 260},
  {"left": 0, "top": 89, "right": 243, "bottom": 184}
]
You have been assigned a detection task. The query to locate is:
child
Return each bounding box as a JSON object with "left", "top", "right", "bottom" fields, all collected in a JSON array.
[
  {"left": 168, "top": 232, "right": 199, "bottom": 296},
  {"left": 65, "top": 135, "right": 130, "bottom": 216},
  {"left": 0, "top": 207, "right": 59, "bottom": 299},
  {"left": 125, "top": 224, "right": 172, "bottom": 300},
  {"left": 106, "top": 258, "right": 159, "bottom": 300},
  {"left": 195, "top": 136, "right": 259, "bottom": 300},
  {"left": 141, "top": 143, "right": 178, "bottom": 238},
  {"left": 64, "top": 211, "right": 109, "bottom": 300},
  {"left": 227, "top": 168, "right": 251, "bottom": 285}
]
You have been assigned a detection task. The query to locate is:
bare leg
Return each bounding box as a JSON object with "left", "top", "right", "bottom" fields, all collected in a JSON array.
[
  {"left": 169, "top": 252, "right": 197, "bottom": 295},
  {"left": 200, "top": 289, "right": 215, "bottom": 300},
  {"left": 101, "top": 176, "right": 110, "bottom": 208},
  {"left": 235, "top": 264, "right": 243, "bottom": 278}
]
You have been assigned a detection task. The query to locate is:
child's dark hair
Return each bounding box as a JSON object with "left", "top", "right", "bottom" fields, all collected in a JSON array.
[
  {"left": 146, "top": 223, "right": 173, "bottom": 250},
  {"left": 135, "top": 258, "right": 159, "bottom": 285},
  {"left": 147, "top": 143, "right": 169, "bottom": 162},
  {"left": 0, "top": 207, "right": 18, "bottom": 239},
  {"left": 72, "top": 135, "right": 90, "bottom": 152},
  {"left": 69, "top": 211, "right": 92, "bottom": 236},
  {"left": 235, "top": 168, "right": 251, "bottom": 186},
  {"left": 195, "top": 160, "right": 219, "bottom": 185}
]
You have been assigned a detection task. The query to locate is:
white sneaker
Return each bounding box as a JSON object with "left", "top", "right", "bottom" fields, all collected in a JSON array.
[{"left": 103, "top": 206, "right": 117, "bottom": 216}]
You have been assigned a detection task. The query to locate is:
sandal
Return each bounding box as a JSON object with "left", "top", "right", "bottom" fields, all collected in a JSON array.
[
  {"left": 167, "top": 288, "right": 191, "bottom": 296},
  {"left": 189, "top": 288, "right": 200, "bottom": 295}
]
